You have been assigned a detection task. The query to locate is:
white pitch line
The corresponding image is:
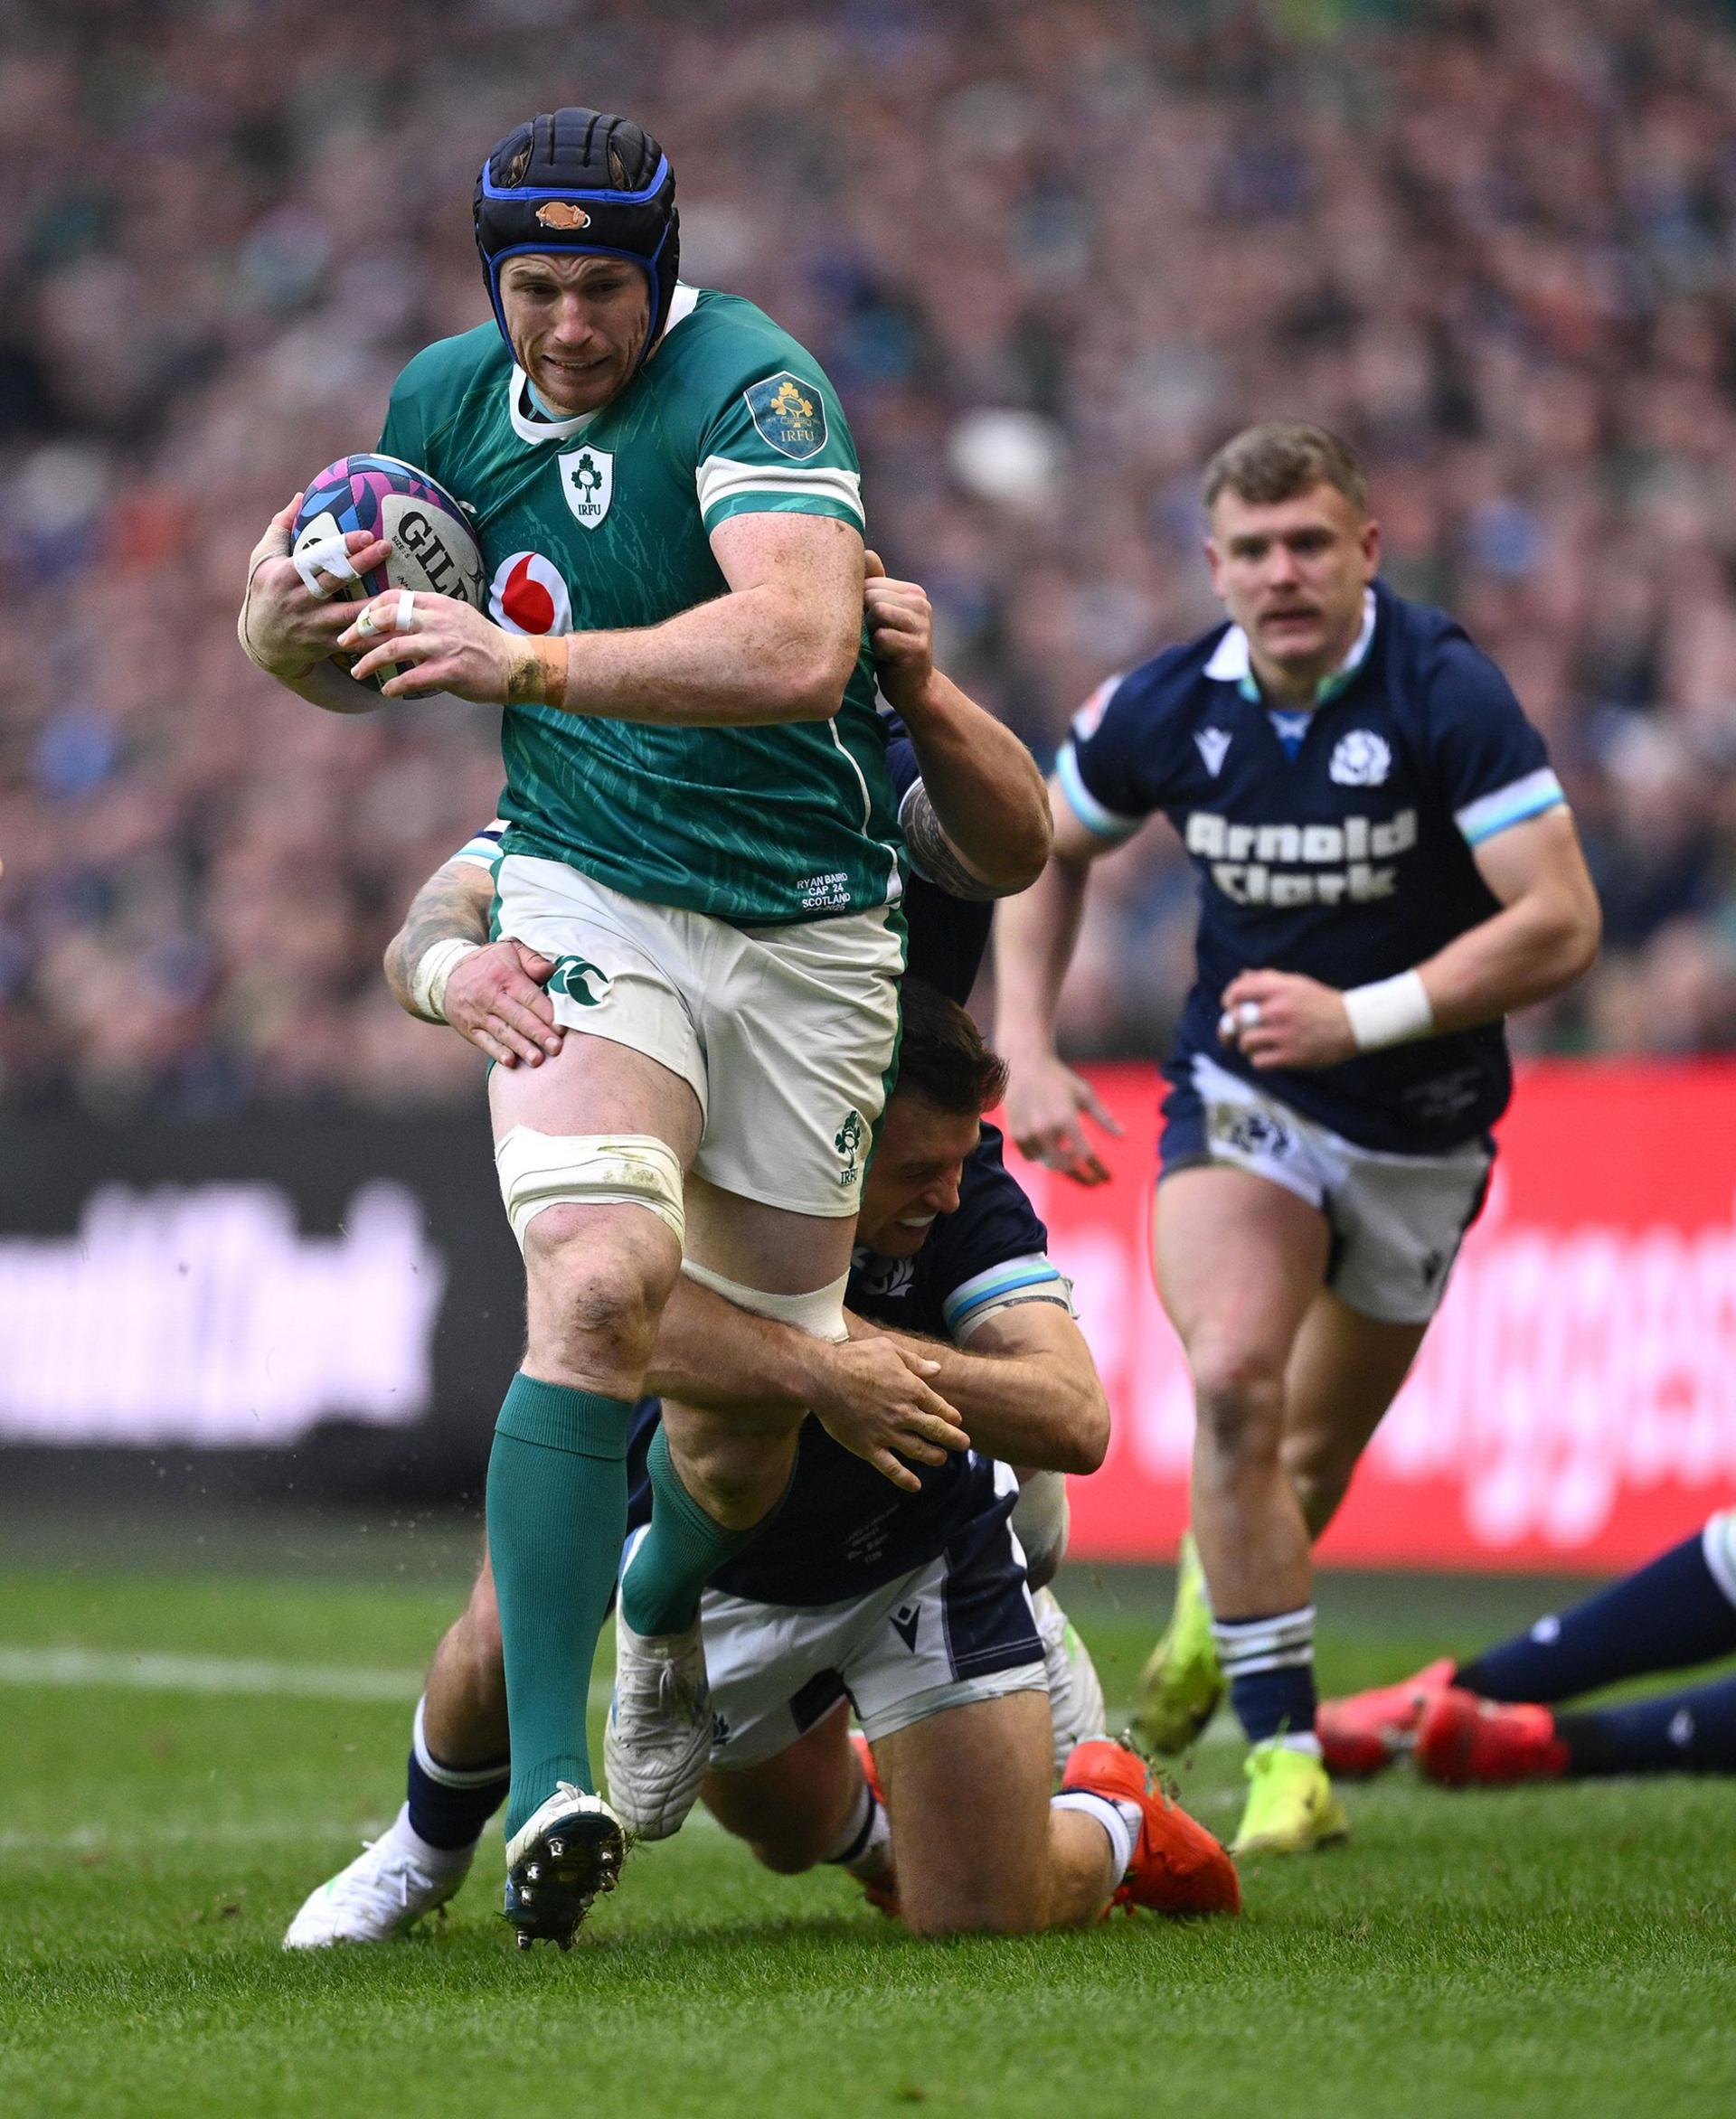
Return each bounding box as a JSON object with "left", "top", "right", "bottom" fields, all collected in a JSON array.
[
  {"left": 0, "top": 1818, "right": 396, "bottom": 1856},
  {"left": 0, "top": 1812, "right": 726, "bottom": 1859},
  {"left": 0, "top": 1645, "right": 612, "bottom": 1711}
]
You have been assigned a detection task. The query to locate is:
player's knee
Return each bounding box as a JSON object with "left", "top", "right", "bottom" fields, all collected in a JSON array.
[
  {"left": 524, "top": 1208, "right": 677, "bottom": 1365},
  {"left": 901, "top": 1878, "right": 1043, "bottom": 1938},
  {"left": 741, "top": 1832, "right": 824, "bottom": 1877},
  {"left": 1188, "top": 1339, "right": 1285, "bottom": 1451}
]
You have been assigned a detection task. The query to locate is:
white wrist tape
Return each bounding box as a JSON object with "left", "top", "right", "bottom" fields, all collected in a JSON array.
[
  {"left": 411, "top": 938, "right": 482, "bottom": 1022},
  {"left": 1341, "top": 968, "right": 1434, "bottom": 1052}
]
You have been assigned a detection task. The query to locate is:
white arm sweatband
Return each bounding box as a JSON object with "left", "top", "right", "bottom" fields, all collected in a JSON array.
[
  {"left": 1341, "top": 968, "right": 1435, "bottom": 1052},
  {"left": 411, "top": 937, "right": 483, "bottom": 1022}
]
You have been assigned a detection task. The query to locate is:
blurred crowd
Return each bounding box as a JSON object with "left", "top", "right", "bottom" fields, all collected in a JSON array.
[{"left": 5, "top": 0, "right": 1736, "bottom": 1116}]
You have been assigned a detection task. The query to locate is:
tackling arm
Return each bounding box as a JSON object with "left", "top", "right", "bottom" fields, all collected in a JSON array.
[
  {"left": 383, "top": 863, "right": 493, "bottom": 1019},
  {"left": 849, "top": 1300, "right": 1109, "bottom": 1477},
  {"left": 865, "top": 558, "right": 1051, "bottom": 896},
  {"left": 646, "top": 1273, "right": 967, "bottom": 1493},
  {"left": 382, "top": 856, "right": 563, "bottom": 1069}
]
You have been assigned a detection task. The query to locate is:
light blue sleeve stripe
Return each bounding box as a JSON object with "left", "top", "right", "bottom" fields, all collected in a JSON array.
[
  {"left": 943, "top": 1256, "right": 1070, "bottom": 1337},
  {"left": 1455, "top": 768, "right": 1566, "bottom": 847},
  {"left": 1055, "top": 741, "right": 1140, "bottom": 841},
  {"left": 450, "top": 818, "right": 507, "bottom": 871}
]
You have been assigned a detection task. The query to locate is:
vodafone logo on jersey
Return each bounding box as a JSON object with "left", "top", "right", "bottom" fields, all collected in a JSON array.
[{"left": 489, "top": 551, "right": 572, "bottom": 636}]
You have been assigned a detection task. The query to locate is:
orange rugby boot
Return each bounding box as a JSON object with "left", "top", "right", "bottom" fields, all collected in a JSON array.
[
  {"left": 847, "top": 1731, "right": 901, "bottom": 1917},
  {"left": 1316, "top": 1658, "right": 1458, "bottom": 1776},
  {"left": 1414, "top": 1690, "right": 1571, "bottom": 1787},
  {"left": 1061, "top": 1738, "right": 1241, "bottom": 1917}
]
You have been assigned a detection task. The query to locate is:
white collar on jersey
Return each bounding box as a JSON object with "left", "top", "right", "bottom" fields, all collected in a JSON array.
[
  {"left": 505, "top": 282, "right": 704, "bottom": 446},
  {"left": 1203, "top": 587, "right": 1377, "bottom": 702}
]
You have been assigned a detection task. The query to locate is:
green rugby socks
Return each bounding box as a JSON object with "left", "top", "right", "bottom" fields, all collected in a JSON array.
[
  {"left": 619, "top": 1422, "right": 758, "bottom": 1636},
  {"left": 486, "top": 1373, "right": 632, "bottom": 1838}
]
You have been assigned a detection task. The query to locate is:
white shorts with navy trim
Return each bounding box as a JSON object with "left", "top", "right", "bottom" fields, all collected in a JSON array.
[
  {"left": 701, "top": 1474, "right": 1046, "bottom": 1771},
  {"left": 1163, "top": 1052, "right": 1493, "bottom": 1324}
]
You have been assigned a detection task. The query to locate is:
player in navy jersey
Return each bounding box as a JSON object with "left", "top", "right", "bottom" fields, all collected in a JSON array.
[
  {"left": 286, "top": 983, "right": 1241, "bottom": 1943},
  {"left": 1316, "top": 1510, "right": 1736, "bottom": 1787},
  {"left": 997, "top": 423, "right": 1602, "bottom": 1856}
]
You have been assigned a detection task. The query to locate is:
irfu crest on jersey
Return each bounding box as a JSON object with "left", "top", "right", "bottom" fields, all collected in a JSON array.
[
  {"left": 745, "top": 372, "right": 827, "bottom": 459},
  {"left": 560, "top": 444, "right": 614, "bottom": 530}
]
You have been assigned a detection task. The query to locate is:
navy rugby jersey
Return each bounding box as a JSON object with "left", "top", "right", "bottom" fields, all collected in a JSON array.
[
  {"left": 1056, "top": 580, "right": 1566, "bottom": 1153},
  {"left": 627, "top": 1125, "right": 1071, "bottom": 1606}
]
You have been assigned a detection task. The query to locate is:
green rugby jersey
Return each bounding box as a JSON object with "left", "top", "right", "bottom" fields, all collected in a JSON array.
[{"left": 377, "top": 286, "right": 901, "bottom": 926}]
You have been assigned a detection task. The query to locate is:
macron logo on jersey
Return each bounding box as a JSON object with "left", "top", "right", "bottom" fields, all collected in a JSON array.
[
  {"left": 1194, "top": 729, "right": 1231, "bottom": 777},
  {"left": 1185, "top": 807, "right": 1419, "bottom": 906}
]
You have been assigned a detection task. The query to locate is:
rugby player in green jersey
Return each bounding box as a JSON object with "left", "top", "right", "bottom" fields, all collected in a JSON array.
[{"left": 239, "top": 108, "right": 1044, "bottom": 1949}]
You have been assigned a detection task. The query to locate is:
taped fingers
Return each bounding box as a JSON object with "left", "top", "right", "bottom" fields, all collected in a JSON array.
[
  {"left": 292, "top": 534, "right": 364, "bottom": 599},
  {"left": 354, "top": 589, "right": 417, "bottom": 640}
]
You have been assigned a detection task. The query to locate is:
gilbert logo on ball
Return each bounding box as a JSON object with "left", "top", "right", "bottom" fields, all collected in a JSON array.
[{"left": 490, "top": 551, "right": 573, "bottom": 636}]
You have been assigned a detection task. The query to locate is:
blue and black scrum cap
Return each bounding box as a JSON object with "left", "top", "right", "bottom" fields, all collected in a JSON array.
[{"left": 474, "top": 107, "right": 680, "bottom": 364}]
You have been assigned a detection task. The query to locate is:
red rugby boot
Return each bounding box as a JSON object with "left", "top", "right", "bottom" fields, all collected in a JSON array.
[
  {"left": 847, "top": 1731, "right": 901, "bottom": 1917},
  {"left": 1316, "top": 1658, "right": 1458, "bottom": 1776},
  {"left": 1061, "top": 1738, "right": 1241, "bottom": 1917},
  {"left": 1414, "top": 1690, "right": 1571, "bottom": 1787}
]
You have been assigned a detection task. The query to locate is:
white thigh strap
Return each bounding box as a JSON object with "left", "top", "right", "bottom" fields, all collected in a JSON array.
[
  {"left": 680, "top": 1258, "right": 849, "bottom": 1342},
  {"left": 494, "top": 1125, "right": 685, "bottom": 1250}
]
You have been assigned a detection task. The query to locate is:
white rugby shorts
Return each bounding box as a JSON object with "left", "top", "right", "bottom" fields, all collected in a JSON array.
[
  {"left": 493, "top": 855, "right": 903, "bottom": 1219},
  {"left": 699, "top": 1499, "right": 1046, "bottom": 1772},
  {"left": 1170, "top": 1051, "right": 1494, "bottom": 1323}
]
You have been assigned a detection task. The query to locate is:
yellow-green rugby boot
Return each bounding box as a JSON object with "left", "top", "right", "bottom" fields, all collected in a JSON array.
[
  {"left": 1231, "top": 1740, "right": 1349, "bottom": 1856},
  {"left": 1132, "top": 1530, "right": 1223, "bottom": 1755}
]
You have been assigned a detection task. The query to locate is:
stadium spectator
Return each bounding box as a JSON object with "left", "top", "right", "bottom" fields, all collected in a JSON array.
[{"left": 5, "top": 0, "right": 1736, "bottom": 1111}]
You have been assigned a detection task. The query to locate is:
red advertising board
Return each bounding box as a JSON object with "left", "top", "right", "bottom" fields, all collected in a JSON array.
[{"left": 1005, "top": 1061, "right": 1736, "bottom": 1570}]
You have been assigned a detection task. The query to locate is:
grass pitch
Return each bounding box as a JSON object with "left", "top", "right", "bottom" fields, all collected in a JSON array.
[{"left": 2, "top": 1534, "right": 1733, "bottom": 2119}]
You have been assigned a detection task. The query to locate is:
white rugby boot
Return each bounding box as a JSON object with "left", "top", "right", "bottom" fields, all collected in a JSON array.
[
  {"left": 503, "top": 1783, "right": 627, "bottom": 1951},
  {"left": 1033, "top": 1586, "right": 1109, "bottom": 1780},
  {"left": 603, "top": 1596, "right": 713, "bottom": 1841},
  {"left": 283, "top": 1806, "right": 472, "bottom": 1948}
]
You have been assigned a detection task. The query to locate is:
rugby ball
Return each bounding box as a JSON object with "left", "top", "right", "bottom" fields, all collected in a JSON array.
[{"left": 292, "top": 455, "right": 486, "bottom": 690}]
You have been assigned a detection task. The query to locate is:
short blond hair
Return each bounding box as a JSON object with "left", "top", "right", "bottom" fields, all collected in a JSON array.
[{"left": 1202, "top": 422, "right": 1369, "bottom": 515}]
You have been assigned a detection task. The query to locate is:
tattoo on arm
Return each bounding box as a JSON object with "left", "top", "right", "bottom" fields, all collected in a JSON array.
[
  {"left": 901, "top": 784, "right": 1001, "bottom": 901},
  {"left": 385, "top": 862, "right": 494, "bottom": 1017}
]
